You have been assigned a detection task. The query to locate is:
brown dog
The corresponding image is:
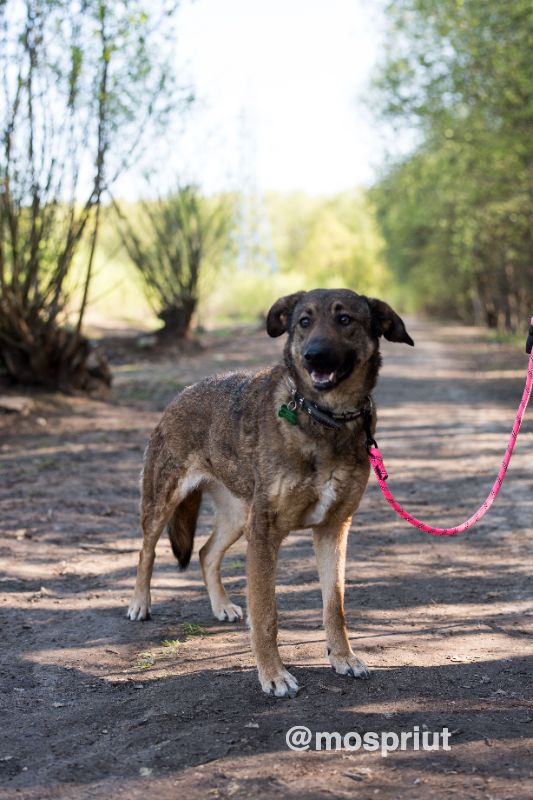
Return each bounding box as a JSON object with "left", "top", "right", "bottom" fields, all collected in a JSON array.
[{"left": 127, "top": 288, "right": 413, "bottom": 697}]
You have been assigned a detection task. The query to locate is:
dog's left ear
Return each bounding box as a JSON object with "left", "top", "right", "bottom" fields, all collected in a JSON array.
[
  {"left": 367, "top": 298, "right": 414, "bottom": 346},
  {"left": 266, "top": 292, "right": 305, "bottom": 337}
]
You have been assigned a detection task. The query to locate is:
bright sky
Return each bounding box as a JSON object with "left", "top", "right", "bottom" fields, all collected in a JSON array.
[{"left": 167, "top": 0, "right": 386, "bottom": 195}]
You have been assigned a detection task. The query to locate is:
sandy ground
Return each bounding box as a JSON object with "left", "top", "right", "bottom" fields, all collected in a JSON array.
[{"left": 1, "top": 318, "right": 532, "bottom": 800}]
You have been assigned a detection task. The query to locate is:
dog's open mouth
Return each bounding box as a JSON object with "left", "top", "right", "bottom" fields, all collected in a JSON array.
[{"left": 309, "top": 364, "right": 353, "bottom": 391}]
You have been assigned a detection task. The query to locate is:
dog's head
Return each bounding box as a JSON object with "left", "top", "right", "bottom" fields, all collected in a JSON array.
[{"left": 266, "top": 288, "right": 413, "bottom": 401}]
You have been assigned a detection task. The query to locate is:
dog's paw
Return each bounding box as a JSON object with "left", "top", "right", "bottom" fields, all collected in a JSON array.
[
  {"left": 127, "top": 596, "right": 151, "bottom": 621},
  {"left": 212, "top": 601, "right": 243, "bottom": 622},
  {"left": 328, "top": 651, "right": 370, "bottom": 679},
  {"left": 260, "top": 669, "right": 300, "bottom": 699}
]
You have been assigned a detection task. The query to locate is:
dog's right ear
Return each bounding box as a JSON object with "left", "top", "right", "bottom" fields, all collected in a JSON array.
[
  {"left": 266, "top": 292, "right": 305, "bottom": 337},
  {"left": 367, "top": 297, "right": 414, "bottom": 346}
]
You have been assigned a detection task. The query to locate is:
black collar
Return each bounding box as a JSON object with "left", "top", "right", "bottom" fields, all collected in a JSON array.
[{"left": 285, "top": 377, "right": 372, "bottom": 431}]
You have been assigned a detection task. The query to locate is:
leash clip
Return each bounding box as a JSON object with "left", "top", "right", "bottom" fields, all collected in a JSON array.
[{"left": 366, "top": 435, "right": 378, "bottom": 452}]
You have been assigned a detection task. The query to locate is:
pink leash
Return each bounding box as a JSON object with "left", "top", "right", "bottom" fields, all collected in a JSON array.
[{"left": 366, "top": 316, "right": 533, "bottom": 536}]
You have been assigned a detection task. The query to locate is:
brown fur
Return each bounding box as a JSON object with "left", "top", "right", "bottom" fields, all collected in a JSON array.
[{"left": 127, "top": 288, "right": 413, "bottom": 697}]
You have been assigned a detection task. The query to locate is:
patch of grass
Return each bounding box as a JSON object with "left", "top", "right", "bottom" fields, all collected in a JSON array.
[
  {"left": 225, "top": 559, "right": 245, "bottom": 572},
  {"left": 37, "top": 458, "right": 59, "bottom": 469},
  {"left": 182, "top": 622, "right": 205, "bottom": 638},
  {"left": 136, "top": 652, "right": 156, "bottom": 670},
  {"left": 133, "top": 628, "right": 203, "bottom": 673},
  {"left": 115, "top": 384, "right": 160, "bottom": 401},
  {"left": 161, "top": 639, "right": 181, "bottom": 649}
]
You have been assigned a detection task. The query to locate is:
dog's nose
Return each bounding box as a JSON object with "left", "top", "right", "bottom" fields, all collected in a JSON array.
[{"left": 303, "top": 340, "right": 332, "bottom": 368}]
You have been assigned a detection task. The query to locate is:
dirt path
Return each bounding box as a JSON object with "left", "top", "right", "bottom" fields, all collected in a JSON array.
[{"left": 1, "top": 320, "right": 532, "bottom": 799}]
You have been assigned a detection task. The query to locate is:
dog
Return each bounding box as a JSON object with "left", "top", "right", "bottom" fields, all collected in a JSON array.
[{"left": 127, "top": 288, "right": 413, "bottom": 697}]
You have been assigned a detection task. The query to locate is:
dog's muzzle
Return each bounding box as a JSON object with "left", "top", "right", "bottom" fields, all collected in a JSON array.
[{"left": 303, "top": 341, "right": 356, "bottom": 391}]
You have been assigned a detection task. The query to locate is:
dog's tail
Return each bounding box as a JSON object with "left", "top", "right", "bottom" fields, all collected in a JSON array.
[{"left": 167, "top": 489, "right": 203, "bottom": 570}]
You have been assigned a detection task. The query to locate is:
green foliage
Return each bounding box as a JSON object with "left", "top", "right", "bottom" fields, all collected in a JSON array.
[
  {"left": 372, "top": 0, "right": 533, "bottom": 330},
  {"left": 197, "top": 190, "right": 389, "bottom": 326},
  {"left": 267, "top": 191, "right": 389, "bottom": 296},
  {"left": 0, "top": 0, "right": 188, "bottom": 388},
  {"left": 200, "top": 264, "right": 304, "bottom": 325},
  {"left": 113, "top": 186, "right": 235, "bottom": 338},
  {"left": 73, "top": 209, "right": 155, "bottom": 328},
  {"left": 83, "top": 188, "right": 390, "bottom": 329}
]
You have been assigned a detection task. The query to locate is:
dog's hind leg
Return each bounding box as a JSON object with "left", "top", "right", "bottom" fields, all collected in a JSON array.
[
  {"left": 127, "top": 439, "right": 197, "bottom": 621},
  {"left": 127, "top": 498, "right": 175, "bottom": 621},
  {"left": 313, "top": 518, "right": 370, "bottom": 679},
  {"left": 199, "top": 485, "right": 247, "bottom": 622}
]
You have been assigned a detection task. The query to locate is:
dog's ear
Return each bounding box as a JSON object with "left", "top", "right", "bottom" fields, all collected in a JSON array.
[
  {"left": 266, "top": 292, "right": 305, "bottom": 337},
  {"left": 367, "top": 298, "right": 414, "bottom": 346}
]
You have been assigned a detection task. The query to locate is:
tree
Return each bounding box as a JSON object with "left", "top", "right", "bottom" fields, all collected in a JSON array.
[
  {"left": 114, "top": 185, "right": 234, "bottom": 340},
  {"left": 372, "top": 0, "right": 533, "bottom": 330},
  {"left": 0, "top": 0, "right": 188, "bottom": 390},
  {"left": 266, "top": 191, "right": 389, "bottom": 296}
]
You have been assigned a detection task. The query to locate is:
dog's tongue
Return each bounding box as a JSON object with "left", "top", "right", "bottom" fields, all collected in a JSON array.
[{"left": 311, "top": 370, "right": 336, "bottom": 385}]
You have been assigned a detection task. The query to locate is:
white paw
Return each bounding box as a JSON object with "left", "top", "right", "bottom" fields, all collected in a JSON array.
[
  {"left": 127, "top": 595, "right": 151, "bottom": 621},
  {"left": 260, "top": 669, "right": 300, "bottom": 699},
  {"left": 212, "top": 601, "right": 243, "bottom": 622},
  {"left": 328, "top": 650, "right": 370, "bottom": 679}
]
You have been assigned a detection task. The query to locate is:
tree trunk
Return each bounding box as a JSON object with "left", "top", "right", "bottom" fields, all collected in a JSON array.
[{"left": 157, "top": 298, "right": 197, "bottom": 341}]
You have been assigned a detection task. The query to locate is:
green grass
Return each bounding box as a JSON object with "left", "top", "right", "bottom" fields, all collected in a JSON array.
[
  {"left": 225, "top": 559, "right": 245, "bottom": 572},
  {"left": 161, "top": 639, "right": 181, "bottom": 649},
  {"left": 132, "top": 628, "right": 205, "bottom": 673},
  {"left": 136, "top": 652, "right": 156, "bottom": 670},
  {"left": 181, "top": 622, "right": 205, "bottom": 638},
  {"left": 37, "top": 458, "right": 59, "bottom": 469}
]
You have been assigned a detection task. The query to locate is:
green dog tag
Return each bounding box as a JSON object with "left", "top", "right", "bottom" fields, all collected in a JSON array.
[{"left": 278, "top": 404, "right": 298, "bottom": 425}]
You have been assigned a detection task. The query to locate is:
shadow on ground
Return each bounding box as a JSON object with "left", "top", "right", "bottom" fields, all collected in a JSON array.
[{"left": 1, "top": 320, "right": 532, "bottom": 799}]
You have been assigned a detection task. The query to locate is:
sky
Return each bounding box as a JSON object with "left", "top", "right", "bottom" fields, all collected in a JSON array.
[{"left": 159, "top": 0, "right": 388, "bottom": 196}]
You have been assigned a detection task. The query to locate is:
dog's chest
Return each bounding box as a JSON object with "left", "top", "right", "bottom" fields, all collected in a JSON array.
[
  {"left": 268, "top": 461, "right": 352, "bottom": 529},
  {"left": 303, "top": 477, "right": 340, "bottom": 527}
]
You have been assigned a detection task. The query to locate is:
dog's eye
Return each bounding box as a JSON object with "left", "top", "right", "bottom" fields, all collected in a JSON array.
[
  {"left": 338, "top": 314, "right": 352, "bottom": 326},
  {"left": 299, "top": 317, "right": 311, "bottom": 328}
]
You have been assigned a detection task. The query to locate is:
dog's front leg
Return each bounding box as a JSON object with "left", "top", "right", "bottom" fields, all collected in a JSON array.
[
  {"left": 247, "top": 509, "right": 299, "bottom": 698},
  {"left": 313, "top": 519, "right": 370, "bottom": 679}
]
